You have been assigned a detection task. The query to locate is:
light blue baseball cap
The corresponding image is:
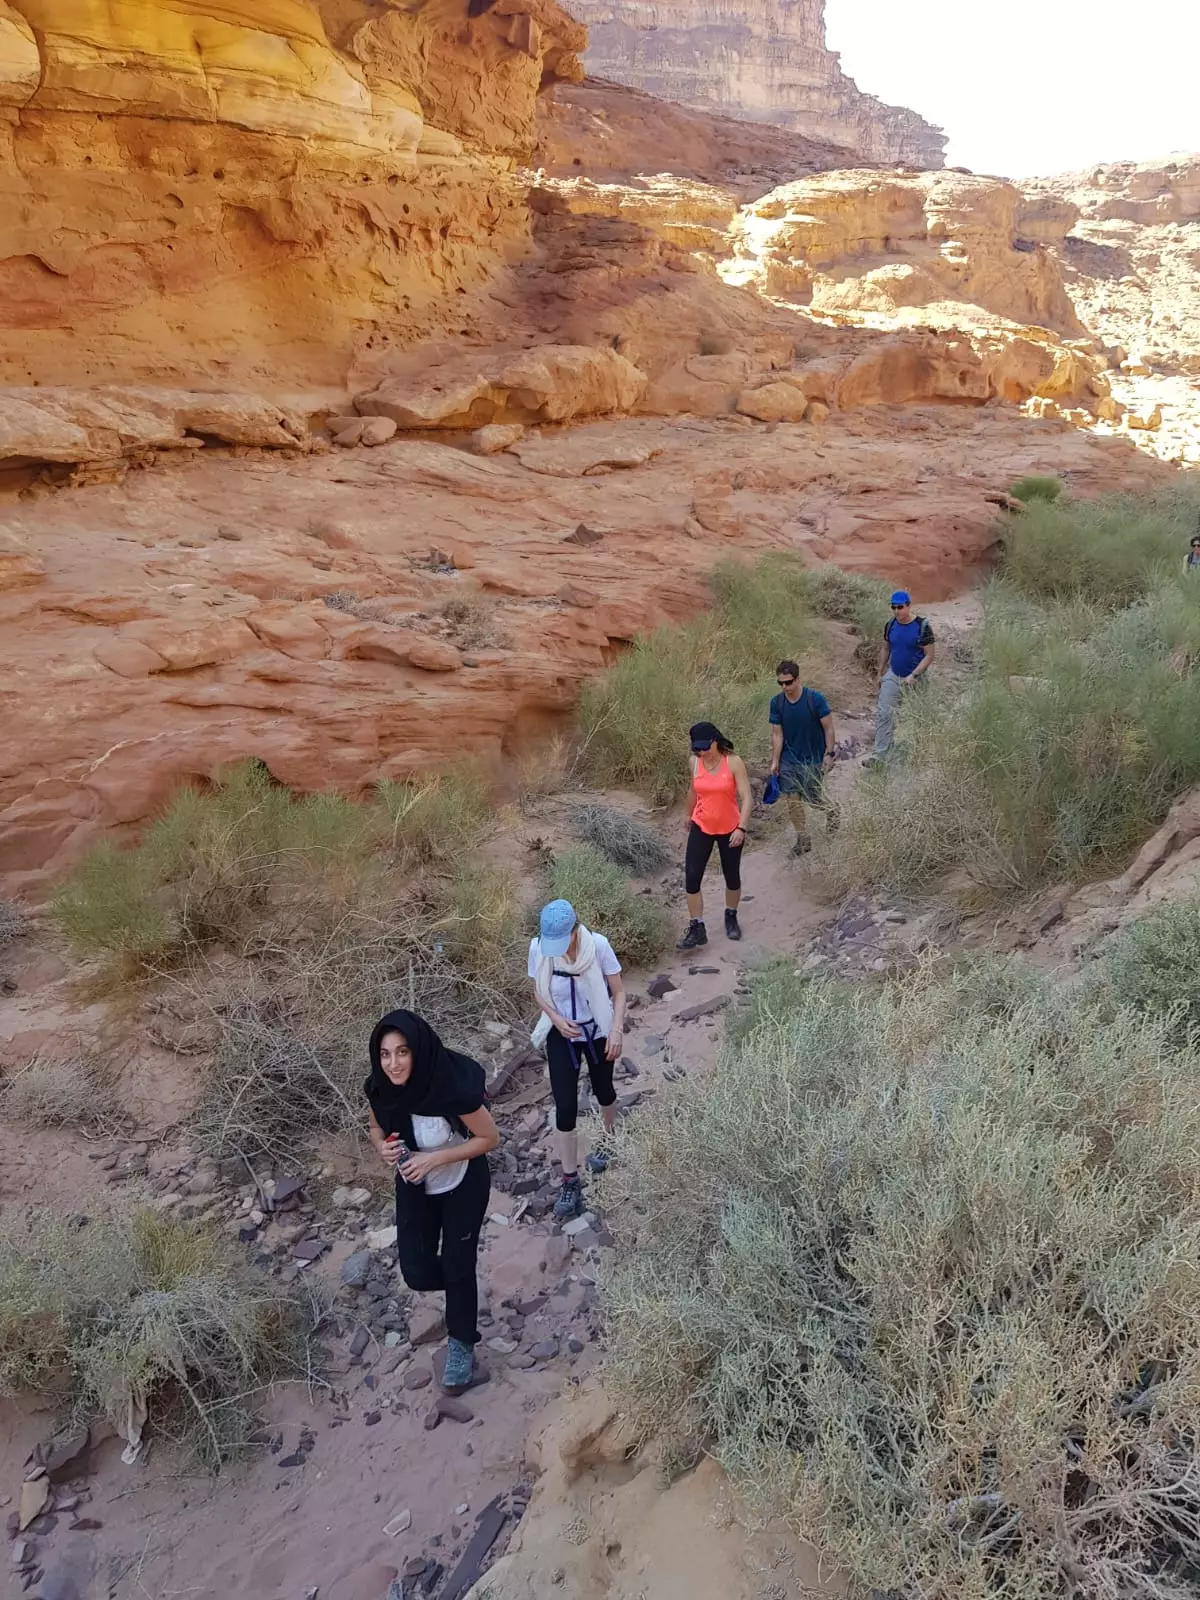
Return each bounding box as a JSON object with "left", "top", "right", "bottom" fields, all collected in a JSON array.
[{"left": 538, "top": 899, "right": 577, "bottom": 958}]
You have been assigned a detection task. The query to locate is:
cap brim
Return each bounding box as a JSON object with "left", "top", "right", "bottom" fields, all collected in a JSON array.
[
  {"left": 690, "top": 741, "right": 711, "bottom": 751},
  {"left": 538, "top": 934, "right": 572, "bottom": 959}
]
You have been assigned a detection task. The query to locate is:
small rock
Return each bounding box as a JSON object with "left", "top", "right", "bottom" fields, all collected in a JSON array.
[
  {"left": 530, "top": 1339, "right": 559, "bottom": 1361},
  {"left": 423, "top": 1407, "right": 441, "bottom": 1432},
  {"left": 407, "top": 1304, "right": 447, "bottom": 1347},
  {"left": 455, "top": 1503, "right": 469, "bottom": 1517},
  {"left": 562, "top": 1213, "right": 596, "bottom": 1237},
  {"left": 367, "top": 1224, "right": 398, "bottom": 1250},
  {"left": 646, "top": 974, "right": 677, "bottom": 1000},
  {"left": 435, "top": 1396, "right": 474, "bottom": 1425},
  {"left": 542, "top": 1235, "right": 570, "bottom": 1272},
  {"left": 10, "top": 1539, "right": 28, "bottom": 1567},
  {"left": 675, "top": 995, "right": 730, "bottom": 1023},
  {"left": 383, "top": 1509, "right": 412, "bottom": 1537},
  {"left": 642, "top": 1035, "right": 664, "bottom": 1055},
  {"left": 509, "top": 1353, "right": 536, "bottom": 1370},
  {"left": 348, "top": 1326, "right": 371, "bottom": 1359},
  {"left": 687, "top": 966, "right": 720, "bottom": 976},
  {"left": 360, "top": 417, "right": 398, "bottom": 447},
  {"left": 403, "top": 1368, "right": 432, "bottom": 1391},
  {"left": 341, "top": 1250, "right": 371, "bottom": 1288},
  {"left": 568, "top": 1227, "right": 599, "bottom": 1252},
  {"left": 487, "top": 1337, "right": 518, "bottom": 1355},
  {"left": 363, "top": 1411, "right": 382, "bottom": 1427},
  {"left": 384, "top": 1331, "right": 405, "bottom": 1349},
  {"left": 292, "top": 1238, "right": 328, "bottom": 1263}
]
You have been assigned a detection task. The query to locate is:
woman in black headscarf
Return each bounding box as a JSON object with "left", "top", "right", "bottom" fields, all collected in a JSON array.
[{"left": 366, "top": 1010, "right": 500, "bottom": 1392}]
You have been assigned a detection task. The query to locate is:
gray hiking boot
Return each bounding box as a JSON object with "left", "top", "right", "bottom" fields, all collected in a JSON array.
[
  {"left": 442, "top": 1336, "right": 474, "bottom": 1392},
  {"left": 554, "top": 1175, "right": 584, "bottom": 1220}
]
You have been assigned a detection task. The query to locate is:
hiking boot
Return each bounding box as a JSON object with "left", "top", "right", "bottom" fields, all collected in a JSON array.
[
  {"left": 792, "top": 835, "right": 813, "bottom": 857},
  {"left": 724, "top": 908, "right": 742, "bottom": 942},
  {"left": 553, "top": 1175, "right": 584, "bottom": 1220},
  {"left": 861, "top": 755, "right": 883, "bottom": 769},
  {"left": 441, "top": 1336, "right": 474, "bottom": 1392},
  {"left": 586, "top": 1143, "right": 611, "bottom": 1175},
  {"left": 826, "top": 807, "right": 841, "bottom": 836},
  {"left": 677, "top": 919, "right": 707, "bottom": 950}
]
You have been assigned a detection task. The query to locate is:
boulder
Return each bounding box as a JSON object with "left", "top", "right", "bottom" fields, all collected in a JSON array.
[
  {"left": 472, "top": 424, "right": 526, "bottom": 455},
  {"left": 736, "top": 381, "right": 809, "bottom": 422}
]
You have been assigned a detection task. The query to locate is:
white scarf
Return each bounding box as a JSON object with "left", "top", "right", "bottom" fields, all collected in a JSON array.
[{"left": 531, "top": 924, "right": 615, "bottom": 1049}]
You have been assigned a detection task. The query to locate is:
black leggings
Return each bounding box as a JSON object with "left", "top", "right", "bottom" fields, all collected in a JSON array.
[
  {"left": 394, "top": 1154, "right": 490, "bottom": 1347},
  {"left": 684, "top": 820, "right": 743, "bottom": 896},
  {"left": 547, "top": 1026, "right": 617, "bottom": 1133}
]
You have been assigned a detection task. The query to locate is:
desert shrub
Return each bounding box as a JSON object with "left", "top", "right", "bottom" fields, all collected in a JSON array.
[
  {"left": 577, "top": 554, "right": 835, "bottom": 800},
  {"left": 0, "top": 1059, "right": 124, "bottom": 1132},
  {"left": 437, "top": 864, "right": 523, "bottom": 996},
  {"left": 440, "top": 590, "right": 503, "bottom": 648},
  {"left": 0, "top": 1208, "right": 317, "bottom": 1465},
  {"left": 1103, "top": 896, "right": 1200, "bottom": 1039},
  {"left": 726, "top": 957, "right": 815, "bottom": 1044},
  {"left": 550, "top": 845, "right": 670, "bottom": 965},
  {"left": 603, "top": 976, "right": 1200, "bottom": 1600},
  {"left": 833, "top": 566, "right": 1200, "bottom": 897},
  {"left": 377, "top": 761, "right": 490, "bottom": 867},
  {"left": 1009, "top": 473, "right": 1063, "bottom": 503},
  {"left": 570, "top": 805, "right": 672, "bottom": 877},
  {"left": 1000, "top": 489, "right": 1197, "bottom": 607},
  {"left": 0, "top": 900, "right": 25, "bottom": 948}
]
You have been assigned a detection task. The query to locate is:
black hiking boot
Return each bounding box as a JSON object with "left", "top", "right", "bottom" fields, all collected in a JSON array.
[
  {"left": 792, "top": 835, "right": 813, "bottom": 857},
  {"left": 586, "top": 1142, "right": 612, "bottom": 1175},
  {"left": 676, "top": 919, "right": 707, "bottom": 950},
  {"left": 724, "top": 908, "right": 742, "bottom": 942}
]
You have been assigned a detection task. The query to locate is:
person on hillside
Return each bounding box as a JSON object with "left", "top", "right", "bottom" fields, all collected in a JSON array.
[
  {"left": 769, "top": 661, "right": 839, "bottom": 856},
  {"left": 679, "top": 721, "right": 753, "bottom": 950},
  {"left": 1185, "top": 534, "right": 1200, "bottom": 572},
  {"left": 366, "top": 1009, "right": 500, "bottom": 1393},
  {"left": 866, "top": 591, "right": 935, "bottom": 764},
  {"left": 530, "top": 898, "right": 626, "bottom": 1222}
]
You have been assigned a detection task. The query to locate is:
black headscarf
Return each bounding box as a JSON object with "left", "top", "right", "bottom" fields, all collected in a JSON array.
[{"left": 364, "top": 1010, "right": 487, "bottom": 1142}]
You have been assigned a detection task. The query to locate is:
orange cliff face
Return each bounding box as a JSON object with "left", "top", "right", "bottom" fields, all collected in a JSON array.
[{"left": 0, "top": 0, "right": 584, "bottom": 391}]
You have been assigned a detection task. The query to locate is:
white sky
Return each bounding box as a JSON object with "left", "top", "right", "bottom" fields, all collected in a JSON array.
[{"left": 823, "top": 0, "right": 1200, "bottom": 178}]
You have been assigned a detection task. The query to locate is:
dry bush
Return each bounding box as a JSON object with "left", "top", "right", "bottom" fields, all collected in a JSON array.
[
  {"left": 603, "top": 973, "right": 1200, "bottom": 1600},
  {"left": 0, "top": 901, "right": 25, "bottom": 948},
  {"left": 0, "top": 1059, "right": 126, "bottom": 1133},
  {"left": 570, "top": 804, "right": 672, "bottom": 877},
  {"left": 1102, "top": 896, "right": 1200, "bottom": 1041},
  {"left": 0, "top": 1208, "right": 320, "bottom": 1466},
  {"left": 377, "top": 761, "right": 491, "bottom": 868},
  {"left": 441, "top": 589, "right": 505, "bottom": 648},
  {"left": 516, "top": 733, "right": 579, "bottom": 815}
]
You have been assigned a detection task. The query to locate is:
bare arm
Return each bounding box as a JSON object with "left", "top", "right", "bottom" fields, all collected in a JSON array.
[
  {"left": 604, "top": 971, "right": 626, "bottom": 1061},
  {"left": 820, "top": 712, "right": 836, "bottom": 765},
  {"left": 769, "top": 723, "right": 784, "bottom": 774},
  {"left": 907, "top": 642, "right": 936, "bottom": 681},
  {"left": 531, "top": 976, "right": 582, "bottom": 1040},
  {"left": 878, "top": 638, "right": 891, "bottom": 679},
  {"left": 368, "top": 1107, "right": 398, "bottom": 1166},
  {"left": 730, "top": 755, "right": 753, "bottom": 835}
]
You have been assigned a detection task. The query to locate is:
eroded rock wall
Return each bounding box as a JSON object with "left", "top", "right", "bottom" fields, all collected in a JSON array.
[
  {"left": 565, "top": 0, "right": 945, "bottom": 167},
  {"left": 0, "top": 0, "right": 584, "bottom": 390}
]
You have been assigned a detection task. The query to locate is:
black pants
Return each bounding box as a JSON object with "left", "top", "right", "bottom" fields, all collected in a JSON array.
[
  {"left": 547, "top": 1026, "right": 616, "bottom": 1133},
  {"left": 684, "top": 820, "right": 743, "bottom": 896},
  {"left": 394, "top": 1154, "right": 490, "bottom": 1347}
]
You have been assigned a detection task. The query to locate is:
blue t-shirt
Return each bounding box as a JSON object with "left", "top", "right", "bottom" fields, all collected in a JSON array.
[
  {"left": 769, "top": 687, "right": 830, "bottom": 770},
  {"left": 885, "top": 616, "right": 934, "bottom": 678}
]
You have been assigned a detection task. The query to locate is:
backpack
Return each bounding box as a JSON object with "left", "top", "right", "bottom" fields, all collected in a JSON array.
[{"left": 885, "top": 615, "right": 932, "bottom": 645}]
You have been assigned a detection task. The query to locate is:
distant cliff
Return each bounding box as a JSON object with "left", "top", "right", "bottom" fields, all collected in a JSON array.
[{"left": 567, "top": 0, "right": 945, "bottom": 167}]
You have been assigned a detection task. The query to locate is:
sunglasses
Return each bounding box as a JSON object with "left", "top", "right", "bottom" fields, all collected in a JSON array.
[
  {"left": 777, "top": 677, "right": 797, "bottom": 687},
  {"left": 890, "top": 603, "right": 906, "bottom": 610}
]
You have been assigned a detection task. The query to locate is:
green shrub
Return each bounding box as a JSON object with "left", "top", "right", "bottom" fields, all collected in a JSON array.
[
  {"left": 550, "top": 844, "right": 670, "bottom": 965},
  {"left": 1000, "top": 490, "right": 1197, "bottom": 607},
  {"left": 602, "top": 975, "right": 1200, "bottom": 1599},
  {"left": 1104, "top": 897, "right": 1200, "bottom": 1038},
  {"left": 0, "top": 1209, "right": 317, "bottom": 1465},
  {"left": 570, "top": 805, "right": 672, "bottom": 876},
  {"left": 577, "top": 554, "right": 872, "bottom": 801},
  {"left": 1009, "top": 474, "right": 1063, "bottom": 503},
  {"left": 377, "top": 761, "right": 490, "bottom": 867},
  {"left": 833, "top": 560, "right": 1200, "bottom": 897}
]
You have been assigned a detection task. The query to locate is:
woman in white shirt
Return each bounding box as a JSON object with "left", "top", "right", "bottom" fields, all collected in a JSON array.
[
  {"left": 529, "top": 899, "right": 626, "bottom": 1221},
  {"left": 366, "top": 1009, "right": 500, "bottom": 1393}
]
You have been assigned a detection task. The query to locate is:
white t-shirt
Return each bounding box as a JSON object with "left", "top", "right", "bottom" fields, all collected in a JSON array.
[
  {"left": 527, "top": 934, "right": 621, "bottom": 1029},
  {"left": 410, "top": 1113, "right": 468, "bottom": 1196}
]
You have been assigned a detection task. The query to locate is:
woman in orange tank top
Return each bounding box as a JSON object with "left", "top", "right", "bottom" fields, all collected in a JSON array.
[{"left": 679, "top": 720, "right": 752, "bottom": 949}]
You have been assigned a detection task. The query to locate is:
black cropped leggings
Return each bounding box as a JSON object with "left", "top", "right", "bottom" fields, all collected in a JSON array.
[
  {"left": 394, "top": 1155, "right": 489, "bottom": 1347},
  {"left": 546, "top": 1026, "right": 617, "bottom": 1132},
  {"left": 684, "top": 820, "right": 743, "bottom": 896}
]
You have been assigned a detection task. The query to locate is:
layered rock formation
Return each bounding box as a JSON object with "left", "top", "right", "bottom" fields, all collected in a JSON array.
[
  {"left": 565, "top": 0, "right": 945, "bottom": 166},
  {"left": 0, "top": 0, "right": 584, "bottom": 390}
]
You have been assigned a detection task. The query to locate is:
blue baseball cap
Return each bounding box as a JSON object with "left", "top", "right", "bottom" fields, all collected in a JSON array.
[
  {"left": 538, "top": 899, "right": 577, "bottom": 959},
  {"left": 890, "top": 590, "right": 911, "bottom": 606}
]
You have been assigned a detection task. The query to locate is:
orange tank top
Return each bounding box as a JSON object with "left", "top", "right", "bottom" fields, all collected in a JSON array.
[{"left": 691, "top": 753, "right": 741, "bottom": 836}]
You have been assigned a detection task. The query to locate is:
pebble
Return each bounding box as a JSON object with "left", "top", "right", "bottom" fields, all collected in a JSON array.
[
  {"left": 487, "top": 1337, "right": 517, "bottom": 1355},
  {"left": 435, "top": 1396, "right": 474, "bottom": 1425},
  {"left": 561, "top": 1213, "right": 596, "bottom": 1237},
  {"left": 348, "top": 1327, "right": 371, "bottom": 1358},
  {"left": 363, "top": 1411, "right": 381, "bottom": 1427},
  {"left": 455, "top": 1503, "right": 469, "bottom": 1517},
  {"left": 509, "top": 1353, "right": 536, "bottom": 1370},
  {"left": 383, "top": 1509, "right": 412, "bottom": 1537},
  {"left": 367, "top": 1225, "right": 398, "bottom": 1250},
  {"left": 384, "top": 1331, "right": 405, "bottom": 1349},
  {"left": 403, "top": 1368, "right": 432, "bottom": 1391},
  {"left": 340, "top": 1250, "right": 371, "bottom": 1289},
  {"left": 530, "top": 1339, "right": 559, "bottom": 1361}
]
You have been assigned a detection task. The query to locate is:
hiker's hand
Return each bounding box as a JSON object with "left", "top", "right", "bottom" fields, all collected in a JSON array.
[
  {"left": 769, "top": 762, "right": 779, "bottom": 776},
  {"left": 605, "top": 1029, "right": 623, "bottom": 1062},
  {"left": 823, "top": 753, "right": 836, "bottom": 769},
  {"left": 555, "top": 1015, "right": 583, "bottom": 1040},
  {"left": 730, "top": 827, "right": 745, "bottom": 846},
  {"left": 380, "top": 1137, "right": 403, "bottom": 1169},
  {"left": 400, "top": 1151, "right": 442, "bottom": 1184}
]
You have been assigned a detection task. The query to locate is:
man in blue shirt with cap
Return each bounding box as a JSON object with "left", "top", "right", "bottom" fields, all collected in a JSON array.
[{"left": 867, "top": 591, "right": 935, "bottom": 763}]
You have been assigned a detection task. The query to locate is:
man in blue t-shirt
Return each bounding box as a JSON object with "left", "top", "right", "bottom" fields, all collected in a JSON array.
[
  {"left": 867, "top": 590, "right": 935, "bottom": 762},
  {"left": 769, "top": 660, "right": 838, "bottom": 856}
]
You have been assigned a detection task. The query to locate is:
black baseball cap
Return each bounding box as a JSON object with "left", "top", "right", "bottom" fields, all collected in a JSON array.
[{"left": 689, "top": 721, "right": 722, "bottom": 751}]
